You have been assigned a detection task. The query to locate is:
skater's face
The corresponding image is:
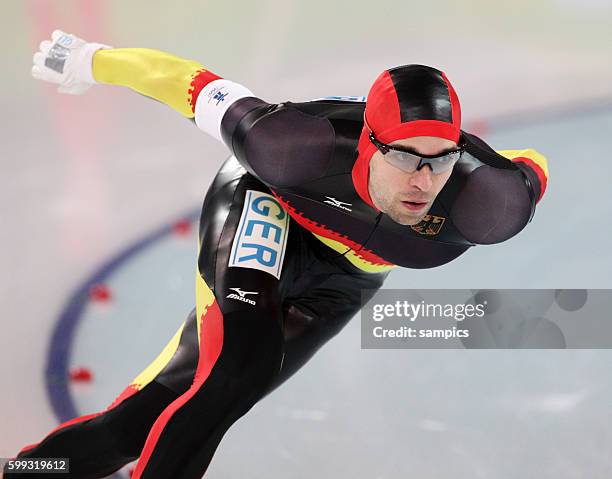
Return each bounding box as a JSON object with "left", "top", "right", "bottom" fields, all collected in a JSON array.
[{"left": 368, "top": 136, "right": 457, "bottom": 226}]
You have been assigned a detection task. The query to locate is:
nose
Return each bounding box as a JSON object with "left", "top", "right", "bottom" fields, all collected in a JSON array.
[{"left": 408, "top": 164, "right": 434, "bottom": 191}]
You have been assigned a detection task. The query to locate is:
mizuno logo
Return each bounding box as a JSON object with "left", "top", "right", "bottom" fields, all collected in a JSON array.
[
  {"left": 229, "top": 288, "right": 258, "bottom": 298},
  {"left": 226, "top": 288, "right": 258, "bottom": 305},
  {"left": 323, "top": 196, "right": 352, "bottom": 212}
]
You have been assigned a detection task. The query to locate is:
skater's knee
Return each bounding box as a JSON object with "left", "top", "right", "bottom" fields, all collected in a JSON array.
[{"left": 189, "top": 321, "right": 283, "bottom": 405}]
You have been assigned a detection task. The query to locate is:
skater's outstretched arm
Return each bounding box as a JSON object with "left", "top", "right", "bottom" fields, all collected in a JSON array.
[
  {"left": 32, "top": 29, "right": 256, "bottom": 131},
  {"left": 31, "top": 29, "right": 329, "bottom": 188},
  {"left": 92, "top": 47, "right": 222, "bottom": 118}
]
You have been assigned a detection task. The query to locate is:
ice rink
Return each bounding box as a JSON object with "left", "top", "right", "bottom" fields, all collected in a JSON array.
[{"left": 2, "top": 0, "right": 612, "bottom": 477}]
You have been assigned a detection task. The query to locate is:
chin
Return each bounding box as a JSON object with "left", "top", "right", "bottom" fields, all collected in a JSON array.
[
  {"left": 387, "top": 212, "right": 424, "bottom": 226},
  {"left": 386, "top": 205, "right": 431, "bottom": 226}
]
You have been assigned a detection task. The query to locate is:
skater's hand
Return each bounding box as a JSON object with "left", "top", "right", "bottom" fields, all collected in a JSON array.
[{"left": 31, "top": 29, "right": 112, "bottom": 94}]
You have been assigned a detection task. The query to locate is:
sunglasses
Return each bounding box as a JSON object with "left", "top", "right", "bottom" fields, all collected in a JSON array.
[{"left": 368, "top": 128, "right": 465, "bottom": 174}]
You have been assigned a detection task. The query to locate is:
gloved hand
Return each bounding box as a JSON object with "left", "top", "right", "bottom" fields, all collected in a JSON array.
[{"left": 31, "top": 29, "right": 112, "bottom": 94}]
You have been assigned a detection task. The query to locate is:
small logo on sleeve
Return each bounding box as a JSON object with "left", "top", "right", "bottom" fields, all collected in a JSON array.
[{"left": 207, "top": 86, "right": 229, "bottom": 105}]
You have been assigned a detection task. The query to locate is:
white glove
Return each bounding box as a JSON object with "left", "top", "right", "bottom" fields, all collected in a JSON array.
[{"left": 31, "top": 29, "right": 112, "bottom": 95}]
